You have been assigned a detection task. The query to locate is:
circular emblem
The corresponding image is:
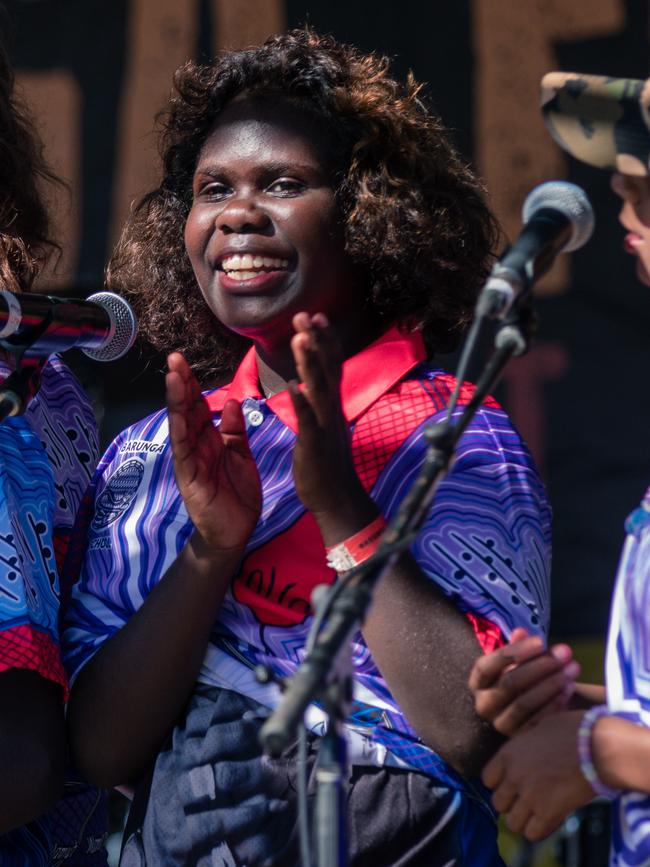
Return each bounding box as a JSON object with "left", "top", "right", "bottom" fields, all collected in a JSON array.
[{"left": 92, "top": 459, "right": 145, "bottom": 530}]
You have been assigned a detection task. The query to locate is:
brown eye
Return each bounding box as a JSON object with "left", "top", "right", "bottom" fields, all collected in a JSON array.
[
  {"left": 266, "top": 179, "right": 305, "bottom": 197},
  {"left": 195, "top": 181, "right": 231, "bottom": 201}
]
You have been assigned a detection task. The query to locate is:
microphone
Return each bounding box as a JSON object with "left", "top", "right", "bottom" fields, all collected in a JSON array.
[
  {"left": 0, "top": 290, "right": 138, "bottom": 361},
  {"left": 477, "top": 181, "right": 595, "bottom": 320}
]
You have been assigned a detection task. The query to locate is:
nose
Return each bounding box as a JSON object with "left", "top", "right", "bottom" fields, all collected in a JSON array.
[{"left": 215, "top": 194, "right": 271, "bottom": 235}]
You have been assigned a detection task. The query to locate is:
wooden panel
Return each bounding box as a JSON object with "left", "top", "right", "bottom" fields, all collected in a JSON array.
[
  {"left": 212, "top": 0, "right": 286, "bottom": 50},
  {"left": 472, "top": 0, "right": 625, "bottom": 295},
  {"left": 16, "top": 70, "right": 81, "bottom": 288}
]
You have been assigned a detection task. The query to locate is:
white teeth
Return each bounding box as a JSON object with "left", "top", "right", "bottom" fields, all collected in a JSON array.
[
  {"left": 228, "top": 270, "right": 258, "bottom": 281},
  {"left": 222, "top": 253, "right": 289, "bottom": 273}
]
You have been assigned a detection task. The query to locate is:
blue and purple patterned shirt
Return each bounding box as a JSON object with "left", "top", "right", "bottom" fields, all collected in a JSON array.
[
  {"left": 63, "top": 326, "right": 551, "bottom": 792},
  {"left": 606, "top": 484, "right": 650, "bottom": 867},
  {"left": 0, "top": 354, "right": 106, "bottom": 866}
]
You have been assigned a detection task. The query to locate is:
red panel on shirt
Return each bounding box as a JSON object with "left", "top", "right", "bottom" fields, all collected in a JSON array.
[
  {"left": 0, "top": 623, "right": 68, "bottom": 696},
  {"left": 466, "top": 612, "right": 505, "bottom": 654},
  {"left": 211, "top": 326, "right": 504, "bottom": 641},
  {"left": 352, "top": 380, "right": 439, "bottom": 491},
  {"left": 232, "top": 512, "right": 334, "bottom": 627}
]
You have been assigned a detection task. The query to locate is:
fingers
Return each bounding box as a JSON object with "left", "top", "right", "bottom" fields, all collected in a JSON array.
[
  {"left": 288, "top": 379, "right": 319, "bottom": 435},
  {"left": 469, "top": 634, "right": 544, "bottom": 692},
  {"left": 470, "top": 632, "right": 578, "bottom": 734},
  {"left": 220, "top": 399, "right": 246, "bottom": 438},
  {"left": 166, "top": 365, "right": 193, "bottom": 464},
  {"left": 492, "top": 663, "right": 579, "bottom": 735},
  {"left": 481, "top": 750, "right": 504, "bottom": 791},
  {"left": 502, "top": 794, "right": 558, "bottom": 841},
  {"left": 523, "top": 812, "right": 559, "bottom": 843},
  {"left": 504, "top": 679, "right": 578, "bottom": 733},
  {"left": 491, "top": 779, "right": 519, "bottom": 814},
  {"left": 484, "top": 748, "right": 535, "bottom": 836},
  {"left": 166, "top": 352, "right": 217, "bottom": 483},
  {"left": 504, "top": 796, "right": 532, "bottom": 834},
  {"left": 290, "top": 312, "right": 342, "bottom": 427},
  {"left": 166, "top": 352, "right": 205, "bottom": 419},
  {"left": 220, "top": 399, "right": 255, "bottom": 461}
]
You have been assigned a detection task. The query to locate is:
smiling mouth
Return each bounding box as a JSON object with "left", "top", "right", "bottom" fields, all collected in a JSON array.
[{"left": 221, "top": 253, "right": 290, "bottom": 282}]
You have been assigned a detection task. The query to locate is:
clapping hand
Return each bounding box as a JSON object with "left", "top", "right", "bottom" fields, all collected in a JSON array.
[
  {"left": 288, "top": 312, "right": 377, "bottom": 546},
  {"left": 166, "top": 352, "right": 261, "bottom": 553}
]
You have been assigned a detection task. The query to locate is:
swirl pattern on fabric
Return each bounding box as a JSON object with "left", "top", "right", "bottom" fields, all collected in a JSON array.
[
  {"left": 606, "top": 486, "right": 650, "bottom": 866},
  {"left": 63, "top": 347, "right": 551, "bottom": 792}
]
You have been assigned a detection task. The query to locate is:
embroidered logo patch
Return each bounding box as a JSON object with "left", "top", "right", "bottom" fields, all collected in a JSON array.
[{"left": 91, "top": 459, "right": 145, "bottom": 530}]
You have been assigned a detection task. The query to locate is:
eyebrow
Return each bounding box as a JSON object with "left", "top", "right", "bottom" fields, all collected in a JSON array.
[{"left": 193, "top": 160, "right": 324, "bottom": 179}]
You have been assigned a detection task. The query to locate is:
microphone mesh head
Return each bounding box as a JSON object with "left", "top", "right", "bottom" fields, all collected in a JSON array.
[
  {"left": 522, "top": 181, "right": 595, "bottom": 253},
  {"left": 82, "top": 292, "right": 138, "bottom": 361}
]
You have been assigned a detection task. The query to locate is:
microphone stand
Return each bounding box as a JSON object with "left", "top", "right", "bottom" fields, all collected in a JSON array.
[
  {"left": 0, "top": 313, "right": 54, "bottom": 421},
  {"left": 259, "top": 299, "right": 536, "bottom": 867},
  {"left": 0, "top": 361, "right": 46, "bottom": 422},
  {"left": 312, "top": 621, "right": 351, "bottom": 867}
]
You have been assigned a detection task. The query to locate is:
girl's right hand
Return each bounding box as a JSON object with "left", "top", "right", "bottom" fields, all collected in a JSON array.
[
  {"left": 166, "top": 352, "right": 261, "bottom": 554},
  {"left": 468, "top": 627, "right": 580, "bottom": 737}
]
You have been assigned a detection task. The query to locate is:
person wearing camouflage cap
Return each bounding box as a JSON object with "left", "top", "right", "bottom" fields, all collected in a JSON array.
[
  {"left": 542, "top": 71, "right": 650, "bottom": 287},
  {"left": 541, "top": 71, "right": 650, "bottom": 177},
  {"left": 468, "top": 70, "right": 650, "bottom": 867}
]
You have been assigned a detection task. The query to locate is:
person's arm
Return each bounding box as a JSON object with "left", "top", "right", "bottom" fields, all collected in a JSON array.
[
  {"left": 69, "top": 535, "right": 246, "bottom": 787},
  {"left": 288, "top": 313, "right": 549, "bottom": 777},
  {"left": 67, "top": 354, "right": 262, "bottom": 788},
  {"left": 358, "top": 547, "right": 499, "bottom": 777},
  {"left": 592, "top": 714, "right": 650, "bottom": 793},
  {"left": 0, "top": 669, "right": 65, "bottom": 833}
]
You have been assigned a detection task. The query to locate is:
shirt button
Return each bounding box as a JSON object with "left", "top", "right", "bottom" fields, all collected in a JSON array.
[{"left": 247, "top": 409, "right": 264, "bottom": 427}]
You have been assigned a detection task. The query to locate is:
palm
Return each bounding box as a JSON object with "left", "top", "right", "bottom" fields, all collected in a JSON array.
[{"left": 166, "top": 352, "right": 261, "bottom": 551}]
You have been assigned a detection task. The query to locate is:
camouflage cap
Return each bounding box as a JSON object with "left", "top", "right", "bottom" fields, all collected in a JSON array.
[{"left": 541, "top": 72, "right": 650, "bottom": 176}]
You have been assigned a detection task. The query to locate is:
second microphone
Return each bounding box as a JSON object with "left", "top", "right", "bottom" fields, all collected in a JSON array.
[{"left": 0, "top": 291, "right": 138, "bottom": 361}]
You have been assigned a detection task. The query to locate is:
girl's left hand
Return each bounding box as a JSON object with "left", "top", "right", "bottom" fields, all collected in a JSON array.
[{"left": 289, "top": 312, "right": 377, "bottom": 546}]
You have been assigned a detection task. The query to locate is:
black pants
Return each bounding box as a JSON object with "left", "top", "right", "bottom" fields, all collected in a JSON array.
[{"left": 120, "top": 685, "right": 504, "bottom": 867}]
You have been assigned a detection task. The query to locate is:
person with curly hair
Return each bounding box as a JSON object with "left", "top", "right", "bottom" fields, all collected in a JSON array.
[
  {"left": 63, "top": 30, "right": 550, "bottom": 866},
  {"left": 0, "top": 24, "right": 107, "bottom": 867}
]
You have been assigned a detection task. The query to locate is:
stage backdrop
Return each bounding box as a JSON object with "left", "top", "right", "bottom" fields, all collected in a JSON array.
[{"left": 4, "top": 0, "right": 649, "bottom": 637}]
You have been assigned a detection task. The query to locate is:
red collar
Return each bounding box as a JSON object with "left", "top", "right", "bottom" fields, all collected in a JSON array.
[{"left": 205, "top": 325, "right": 426, "bottom": 432}]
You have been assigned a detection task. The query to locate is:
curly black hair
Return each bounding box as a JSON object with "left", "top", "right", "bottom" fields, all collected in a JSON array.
[
  {"left": 0, "top": 31, "right": 58, "bottom": 292},
  {"left": 108, "top": 29, "right": 499, "bottom": 382}
]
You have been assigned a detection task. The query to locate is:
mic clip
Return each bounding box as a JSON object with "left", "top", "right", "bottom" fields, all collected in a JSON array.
[
  {"left": 476, "top": 267, "right": 523, "bottom": 320},
  {"left": 0, "top": 360, "right": 46, "bottom": 421}
]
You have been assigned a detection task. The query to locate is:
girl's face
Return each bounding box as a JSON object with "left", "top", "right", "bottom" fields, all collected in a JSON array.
[
  {"left": 184, "top": 98, "right": 365, "bottom": 352},
  {"left": 611, "top": 172, "right": 650, "bottom": 287}
]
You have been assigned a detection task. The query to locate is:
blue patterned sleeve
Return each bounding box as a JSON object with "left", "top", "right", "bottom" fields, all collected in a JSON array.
[
  {"left": 0, "top": 354, "right": 100, "bottom": 689},
  {"left": 0, "top": 416, "right": 68, "bottom": 689},
  {"left": 371, "top": 402, "right": 552, "bottom": 640}
]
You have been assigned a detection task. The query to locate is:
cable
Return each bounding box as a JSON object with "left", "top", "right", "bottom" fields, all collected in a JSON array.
[
  {"left": 297, "top": 724, "right": 313, "bottom": 867},
  {"left": 443, "top": 312, "right": 486, "bottom": 424}
]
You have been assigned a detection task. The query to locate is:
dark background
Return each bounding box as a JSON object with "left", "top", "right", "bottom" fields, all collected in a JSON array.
[{"left": 3, "top": 0, "right": 649, "bottom": 638}]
